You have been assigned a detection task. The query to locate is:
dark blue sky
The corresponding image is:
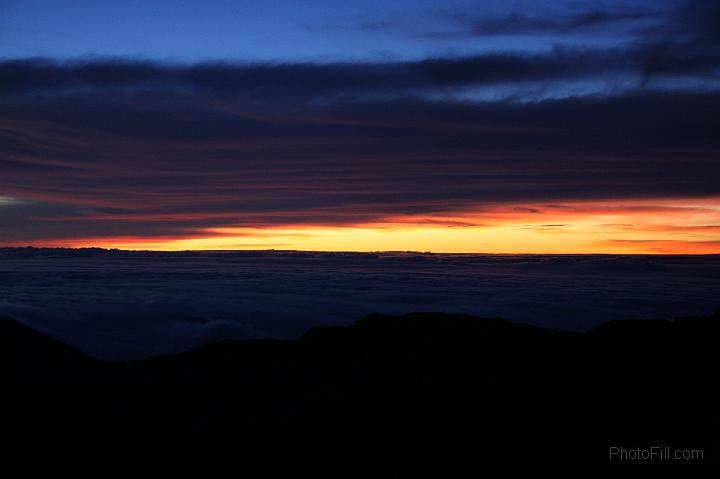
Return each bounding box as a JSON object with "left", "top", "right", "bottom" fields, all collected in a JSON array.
[{"left": 2, "top": 0, "right": 662, "bottom": 61}]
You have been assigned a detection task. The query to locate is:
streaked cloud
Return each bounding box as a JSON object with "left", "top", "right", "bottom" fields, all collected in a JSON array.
[
  {"left": 1, "top": 0, "right": 718, "bottom": 253},
  {"left": 0, "top": 196, "right": 21, "bottom": 206}
]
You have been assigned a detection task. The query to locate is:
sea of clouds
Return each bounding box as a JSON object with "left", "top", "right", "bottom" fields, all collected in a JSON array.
[{"left": 1, "top": 248, "right": 718, "bottom": 359}]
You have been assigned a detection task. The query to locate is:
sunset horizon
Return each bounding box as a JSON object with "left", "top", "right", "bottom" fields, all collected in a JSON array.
[
  {"left": 4, "top": 195, "right": 720, "bottom": 253},
  {"left": 3, "top": 0, "right": 718, "bottom": 472}
]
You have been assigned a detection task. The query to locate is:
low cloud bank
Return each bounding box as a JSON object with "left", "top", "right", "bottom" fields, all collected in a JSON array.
[{"left": 1, "top": 249, "right": 717, "bottom": 359}]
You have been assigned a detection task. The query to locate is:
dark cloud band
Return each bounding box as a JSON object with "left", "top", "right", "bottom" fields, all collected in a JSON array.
[
  {"left": 2, "top": 41, "right": 719, "bottom": 101},
  {"left": 2, "top": 79, "right": 719, "bottom": 242},
  {"left": 2, "top": 0, "right": 719, "bottom": 244}
]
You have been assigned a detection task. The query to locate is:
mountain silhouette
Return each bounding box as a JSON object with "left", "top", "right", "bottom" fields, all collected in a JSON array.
[{"left": 5, "top": 312, "right": 718, "bottom": 476}]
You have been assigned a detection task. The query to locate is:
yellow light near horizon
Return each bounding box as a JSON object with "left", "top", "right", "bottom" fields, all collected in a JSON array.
[
  {"left": 102, "top": 225, "right": 598, "bottom": 254},
  {"left": 22, "top": 198, "right": 720, "bottom": 254},
  {"left": 93, "top": 223, "right": 713, "bottom": 254}
]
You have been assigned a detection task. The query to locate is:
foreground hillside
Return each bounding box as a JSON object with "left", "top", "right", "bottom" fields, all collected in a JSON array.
[{"left": 5, "top": 312, "right": 718, "bottom": 475}]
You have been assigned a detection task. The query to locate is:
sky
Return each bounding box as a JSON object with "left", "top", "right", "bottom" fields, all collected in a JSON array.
[{"left": 1, "top": 0, "right": 719, "bottom": 253}]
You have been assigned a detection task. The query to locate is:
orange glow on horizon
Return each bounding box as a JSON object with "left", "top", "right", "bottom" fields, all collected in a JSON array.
[{"left": 11, "top": 198, "right": 720, "bottom": 254}]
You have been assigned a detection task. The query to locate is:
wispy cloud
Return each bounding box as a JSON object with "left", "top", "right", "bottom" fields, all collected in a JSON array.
[
  {"left": 2, "top": 62, "right": 720, "bottom": 248},
  {"left": 1, "top": 0, "right": 719, "bottom": 251},
  {"left": 434, "top": 7, "right": 657, "bottom": 38}
]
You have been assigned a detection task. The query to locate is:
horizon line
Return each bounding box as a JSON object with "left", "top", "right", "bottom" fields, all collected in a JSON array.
[{"left": 1, "top": 246, "right": 718, "bottom": 256}]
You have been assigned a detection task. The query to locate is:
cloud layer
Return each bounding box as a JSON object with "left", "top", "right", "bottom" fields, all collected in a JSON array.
[
  {"left": 2, "top": 249, "right": 718, "bottom": 359},
  {"left": 2, "top": 59, "right": 719, "bottom": 242},
  {"left": 1, "top": 0, "right": 719, "bottom": 249}
]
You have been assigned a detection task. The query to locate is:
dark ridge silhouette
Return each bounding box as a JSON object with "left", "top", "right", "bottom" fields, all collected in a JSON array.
[
  {"left": 3, "top": 317, "right": 103, "bottom": 383},
  {"left": 5, "top": 312, "right": 718, "bottom": 475}
]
